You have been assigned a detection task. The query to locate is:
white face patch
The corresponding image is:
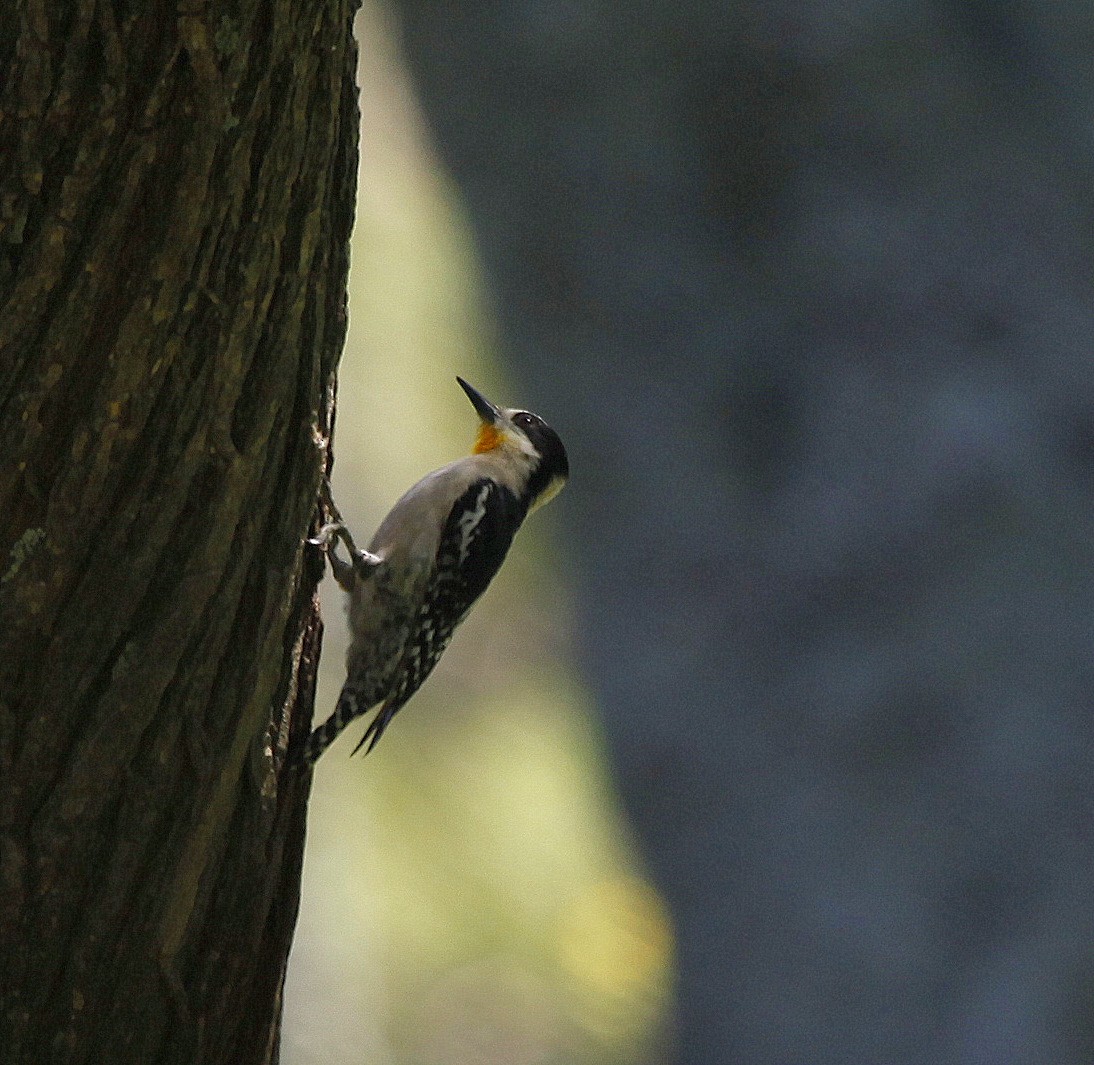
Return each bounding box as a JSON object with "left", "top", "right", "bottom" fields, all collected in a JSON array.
[{"left": 499, "top": 410, "right": 542, "bottom": 461}]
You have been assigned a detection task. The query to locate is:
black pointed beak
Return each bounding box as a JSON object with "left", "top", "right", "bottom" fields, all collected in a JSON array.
[{"left": 457, "top": 377, "right": 502, "bottom": 424}]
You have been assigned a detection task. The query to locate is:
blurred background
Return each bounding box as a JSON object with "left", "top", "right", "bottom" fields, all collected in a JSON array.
[{"left": 285, "top": 3, "right": 1094, "bottom": 1063}]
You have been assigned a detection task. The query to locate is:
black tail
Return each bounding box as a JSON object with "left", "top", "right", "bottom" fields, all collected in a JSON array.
[{"left": 349, "top": 698, "right": 404, "bottom": 756}]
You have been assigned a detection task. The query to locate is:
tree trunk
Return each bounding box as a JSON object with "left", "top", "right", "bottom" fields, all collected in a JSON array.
[{"left": 0, "top": 3, "right": 359, "bottom": 1062}]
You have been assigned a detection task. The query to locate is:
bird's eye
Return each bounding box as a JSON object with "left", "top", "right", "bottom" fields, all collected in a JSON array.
[{"left": 514, "top": 412, "right": 535, "bottom": 428}]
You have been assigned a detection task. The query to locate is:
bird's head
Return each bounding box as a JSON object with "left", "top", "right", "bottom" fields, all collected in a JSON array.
[{"left": 457, "top": 376, "right": 569, "bottom": 513}]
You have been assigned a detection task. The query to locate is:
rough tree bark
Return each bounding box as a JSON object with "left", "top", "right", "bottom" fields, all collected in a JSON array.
[{"left": 0, "top": 3, "right": 359, "bottom": 1062}]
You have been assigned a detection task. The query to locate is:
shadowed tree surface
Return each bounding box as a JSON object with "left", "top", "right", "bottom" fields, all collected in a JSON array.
[
  {"left": 386, "top": 3, "right": 1094, "bottom": 1063},
  {"left": 0, "top": 2, "right": 358, "bottom": 1062}
]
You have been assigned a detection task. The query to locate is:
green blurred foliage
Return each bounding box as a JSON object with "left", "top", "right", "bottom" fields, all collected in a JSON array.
[{"left": 282, "top": 6, "right": 673, "bottom": 1063}]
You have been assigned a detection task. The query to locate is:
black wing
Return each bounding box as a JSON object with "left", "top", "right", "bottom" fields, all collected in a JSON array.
[{"left": 352, "top": 479, "right": 525, "bottom": 754}]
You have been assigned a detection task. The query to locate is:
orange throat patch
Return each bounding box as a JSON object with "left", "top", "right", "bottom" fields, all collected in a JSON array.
[{"left": 473, "top": 422, "right": 503, "bottom": 453}]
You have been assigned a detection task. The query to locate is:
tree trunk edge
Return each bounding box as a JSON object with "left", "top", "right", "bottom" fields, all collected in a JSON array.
[{"left": 0, "top": 0, "right": 361, "bottom": 1059}]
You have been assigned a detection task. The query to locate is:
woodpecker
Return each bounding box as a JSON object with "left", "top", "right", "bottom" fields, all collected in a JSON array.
[{"left": 303, "top": 377, "right": 569, "bottom": 763}]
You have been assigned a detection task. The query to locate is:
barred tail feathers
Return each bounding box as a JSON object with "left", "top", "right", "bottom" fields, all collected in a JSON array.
[{"left": 302, "top": 683, "right": 367, "bottom": 764}]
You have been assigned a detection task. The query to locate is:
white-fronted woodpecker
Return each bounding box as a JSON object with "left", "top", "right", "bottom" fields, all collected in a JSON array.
[{"left": 302, "top": 377, "right": 569, "bottom": 763}]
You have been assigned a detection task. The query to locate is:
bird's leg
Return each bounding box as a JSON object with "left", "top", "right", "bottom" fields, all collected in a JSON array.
[{"left": 309, "top": 479, "right": 382, "bottom": 589}]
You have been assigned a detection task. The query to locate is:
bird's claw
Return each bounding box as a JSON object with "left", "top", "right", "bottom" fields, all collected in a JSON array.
[
  {"left": 308, "top": 521, "right": 347, "bottom": 549},
  {"left": 310, "top": 490, "right": 381, "bottom": 588},
  {"left": 349, "top": 547, "right": 383, "bottom": 575}
]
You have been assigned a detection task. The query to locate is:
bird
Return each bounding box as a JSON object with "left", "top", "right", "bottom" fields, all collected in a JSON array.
[{"left": 302, "top": 376, "right": 568, "bottom": 763}]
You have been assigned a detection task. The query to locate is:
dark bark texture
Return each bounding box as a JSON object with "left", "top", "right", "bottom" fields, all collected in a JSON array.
[
  {"left": 0, "top": 2, "right": 358, "bottom": 1063},
  {"left": 386, "top": 3, "right": 1094, "bottom": 1063}
]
